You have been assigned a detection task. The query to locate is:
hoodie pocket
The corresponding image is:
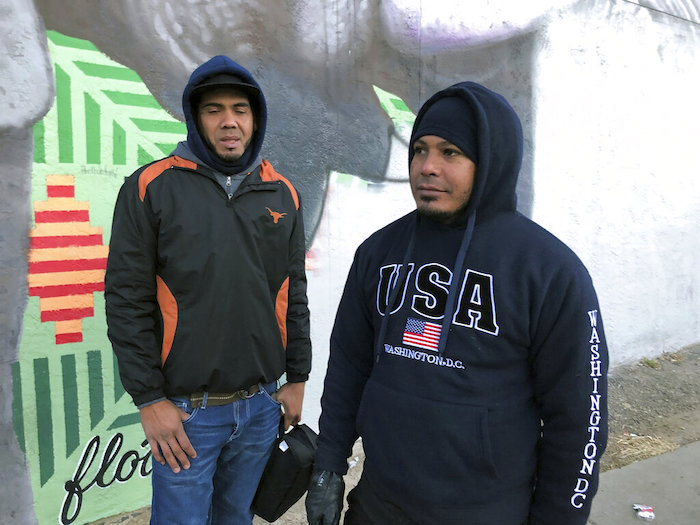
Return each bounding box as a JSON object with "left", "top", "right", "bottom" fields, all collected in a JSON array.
[{"left": 356, "top": 378, "right": 498, "bottom": 505}]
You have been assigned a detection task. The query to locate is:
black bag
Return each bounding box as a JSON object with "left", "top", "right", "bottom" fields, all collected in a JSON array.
[{"left": 252, "top": 415, "right": 318, "bottom": 522}]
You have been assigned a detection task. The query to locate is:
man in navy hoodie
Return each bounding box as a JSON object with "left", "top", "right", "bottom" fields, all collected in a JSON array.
[
  {"left": 105, "top": 56, "right": 311, "bottom": 524},
  {"left": 306, "top": 82, "right": 607, "bottom": 524}
]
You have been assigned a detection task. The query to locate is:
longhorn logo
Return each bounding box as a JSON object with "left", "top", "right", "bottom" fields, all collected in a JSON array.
[{"left": 266, "top": 207, "right": 287, "bottom": 224}]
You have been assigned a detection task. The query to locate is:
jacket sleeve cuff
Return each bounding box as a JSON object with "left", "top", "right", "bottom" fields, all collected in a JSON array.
[
  {"left": 285, "top": 372, "right": 309, "bottom": 383},
  {"left": 136, "top": 396, "right": 167, "bottom": 409},
  {"left": 132, "top": 390, "right": 167, "bottom": 407},
  {"left": 313, "top": 452, "right": 350, "bottom": 476}
]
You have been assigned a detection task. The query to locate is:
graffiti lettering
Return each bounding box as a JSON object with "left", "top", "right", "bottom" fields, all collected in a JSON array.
[
  {"left": 60, "top": 433, "right": 151, "bottom": 524},
  {"left": 79, "top": 165, "right": 120, "bottom": 178}
]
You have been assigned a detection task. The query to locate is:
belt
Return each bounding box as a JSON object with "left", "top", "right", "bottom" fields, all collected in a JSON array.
[{"left": 189, "top": 384, "right": 261, "bottom": 408}]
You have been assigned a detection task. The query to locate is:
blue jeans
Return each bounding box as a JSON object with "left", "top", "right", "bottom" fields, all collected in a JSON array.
[{"left": 150, "top": 383, "right": 281, "bottom": 525}]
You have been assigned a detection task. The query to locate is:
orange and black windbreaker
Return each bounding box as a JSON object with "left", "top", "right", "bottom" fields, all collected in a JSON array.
[{"left": 105, "top": 157, "right": 311, "bottom": 406}]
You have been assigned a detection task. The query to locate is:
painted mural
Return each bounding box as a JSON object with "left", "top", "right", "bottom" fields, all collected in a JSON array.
[
  {"left": 3, "top": 1, "right": 700, "bottom": 524},
  {"left": 13, "top": 31, "right": 186, "bottom": 524},
  {"left": 12, "top": 30, "right": 416, "bottom": 525}
]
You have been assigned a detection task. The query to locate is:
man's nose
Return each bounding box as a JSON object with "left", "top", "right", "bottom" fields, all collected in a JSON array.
[
  {"left": 421, "top": 150, "right": 440, "bottom": 176},
  {"left": 221, "top": 110, "right": 238, "bottom": 128}
]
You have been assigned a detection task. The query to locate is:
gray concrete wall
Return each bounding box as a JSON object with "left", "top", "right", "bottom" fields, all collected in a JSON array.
[{"left": 1, "top": 1, "right": 53, "bottom": 523}]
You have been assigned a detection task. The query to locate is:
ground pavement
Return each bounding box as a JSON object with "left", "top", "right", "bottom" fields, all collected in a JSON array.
[{"left": 587, "top": 440, "right": 700, "bottom": 524}]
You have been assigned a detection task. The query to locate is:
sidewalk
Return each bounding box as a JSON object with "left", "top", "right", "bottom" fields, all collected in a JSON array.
[
  {"left": 588, "top": 440, "right": 700, "bottom": 524},
  {"left": 97, "top": 442, "right": 700, "bottom": 525}
]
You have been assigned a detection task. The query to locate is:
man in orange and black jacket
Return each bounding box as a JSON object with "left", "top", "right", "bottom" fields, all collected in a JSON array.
[{"left": 105, "top": 55, "right": 311, "bottom": 524}]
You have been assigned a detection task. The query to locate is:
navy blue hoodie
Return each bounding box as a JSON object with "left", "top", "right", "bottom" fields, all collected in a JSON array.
[{"left": 314, "top": 82, "right": 608, "bottom": 524}]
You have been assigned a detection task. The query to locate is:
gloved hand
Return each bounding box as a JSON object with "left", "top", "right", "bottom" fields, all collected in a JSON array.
[{"left": 305, "top": 469, "right": 345, "bottom": 525}]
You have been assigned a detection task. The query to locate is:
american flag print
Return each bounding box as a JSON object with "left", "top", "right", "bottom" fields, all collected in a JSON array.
[{"left": 402, "top": 317, "right": 442, "bottom": 351}]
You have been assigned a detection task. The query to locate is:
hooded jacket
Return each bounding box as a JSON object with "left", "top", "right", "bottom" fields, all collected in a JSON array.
[
  {"left": 314, "top": 82, "right": 608, "bottom": 524},
  {"left": 105, "top": 56, "right": 311, "bottom": 407}
]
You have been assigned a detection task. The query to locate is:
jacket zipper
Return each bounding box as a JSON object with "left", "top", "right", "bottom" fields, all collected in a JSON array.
[{"left": 226, "top": 176, "right": 233, "bottom": 200}]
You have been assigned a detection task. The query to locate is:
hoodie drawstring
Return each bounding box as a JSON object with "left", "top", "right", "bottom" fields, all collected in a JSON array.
[
  {"left": 374, "top": 211, "right": 475, "bottom": 362},
  {"left": 374, "top": 219, "right": 417, "bottom": 363},
  {"left": 437, "top": 211, "right": 476, "bottom": 356}
]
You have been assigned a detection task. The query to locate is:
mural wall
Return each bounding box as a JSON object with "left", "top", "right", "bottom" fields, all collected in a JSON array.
[
  {"left": 12, "top": 32, "right": 188, "bottom": 524},
  {"left": 9, "top": 31, "right": 417, "bottom": 523},
  {"left": 1, "top": 0, "right": 699, "bottom": 523}
]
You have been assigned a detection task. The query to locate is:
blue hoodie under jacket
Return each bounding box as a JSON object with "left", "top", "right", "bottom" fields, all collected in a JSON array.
[{"left": 314, "top": 82, "right": 608, "bottom": 524}]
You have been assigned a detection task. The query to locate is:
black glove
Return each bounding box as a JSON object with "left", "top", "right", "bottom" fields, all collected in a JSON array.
[{"left": 305, "top": 469, "right": 345, "bottom": 525}]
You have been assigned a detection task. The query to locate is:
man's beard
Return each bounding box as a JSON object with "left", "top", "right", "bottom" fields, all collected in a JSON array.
[
  {"left": 416, "top": 201, "right": 469, "bottom": 225},
  {"left": 204, "top": 135, "right": 250, "bottom": 162},
  {"left": 216, "top": 150, "right": 243, "bottom": 162}
]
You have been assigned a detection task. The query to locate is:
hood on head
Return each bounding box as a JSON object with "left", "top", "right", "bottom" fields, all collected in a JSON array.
[
  {"left": 409, "top": 81, "right": 523, "bottom": 222},
  {"left": 182, "top": 55, "right": 267, "bottom": 174}
]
